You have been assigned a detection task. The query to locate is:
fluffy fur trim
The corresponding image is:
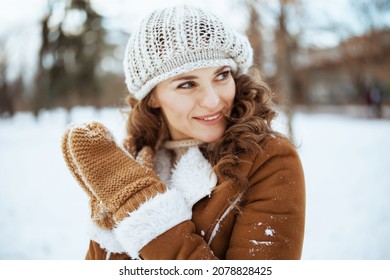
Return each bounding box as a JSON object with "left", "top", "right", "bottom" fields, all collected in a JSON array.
[
  {"left": 113, "top": 188, "right": 191, "bottom": 259},
  {"left": 153, "top": 149, "right": 172, "bottom": 185},
  {"left": 87, "top": 220, "right": 125, "bottom": 253},
  {"left": 170, "top": 147, "right": 217, "bottom": 206}
]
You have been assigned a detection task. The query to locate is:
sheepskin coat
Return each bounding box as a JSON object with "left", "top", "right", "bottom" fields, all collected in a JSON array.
[{"left": 85, "top": 135, "right": 305, "bottom": 260}]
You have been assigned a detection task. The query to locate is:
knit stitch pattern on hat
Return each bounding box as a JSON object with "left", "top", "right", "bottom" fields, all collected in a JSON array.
[
  {"left": 123, "top": 5, "right": 253, "bottom": 100},
  {"left": 67, "top": 122, "right": 166, "bottom": 223}
]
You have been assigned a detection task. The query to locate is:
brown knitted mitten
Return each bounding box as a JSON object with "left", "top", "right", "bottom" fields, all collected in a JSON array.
[
  {"left": 66, "top": 122, "right": 166, "bottom": 224},
  {"left": 62, "top": 126, "right": 115, "bottom": 229}
]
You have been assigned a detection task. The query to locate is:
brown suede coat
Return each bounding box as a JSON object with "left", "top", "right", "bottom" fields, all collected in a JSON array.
[{"left": 85, "top": 136, "right": 305, "bottom": 260}]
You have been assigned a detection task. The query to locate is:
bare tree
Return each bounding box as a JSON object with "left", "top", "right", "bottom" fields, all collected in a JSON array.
[
  {"left": 0, "top": 45, "right": 15, "bottom": 118},
  {"left": 240, "top": 0, "right": 303, "bottom": 141},
  {"left": 34, "top": 0, "right": 110, "bottom": 119},
  {"left": 245, "top": 0, "right": 264, "bottom": 74},
  {"left": 344, "top": 0, "right": 390, "bottom": 99},
  {"left": 274, "top": 0, "right": 301, "bottom": 142}
]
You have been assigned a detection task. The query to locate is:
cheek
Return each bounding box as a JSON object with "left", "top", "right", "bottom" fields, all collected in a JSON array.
[
  {"left": 161, "top": 98, "right": 192, "bottom": 119},
  {"left": 223, "top": 81, "right": 236, "bottom": 105}
]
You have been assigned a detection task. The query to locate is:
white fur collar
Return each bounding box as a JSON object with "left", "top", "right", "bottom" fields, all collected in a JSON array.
[
  {"left": 154, "top": 147, "right": 217, "bottom": 206},
  {"left": 170, "top": 147, "right": 217, "bottom": 206}
]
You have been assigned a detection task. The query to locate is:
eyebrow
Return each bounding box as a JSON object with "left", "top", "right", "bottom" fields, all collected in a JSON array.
[{"left": 170, "top": 66, "right": 230, "bottom": 82}]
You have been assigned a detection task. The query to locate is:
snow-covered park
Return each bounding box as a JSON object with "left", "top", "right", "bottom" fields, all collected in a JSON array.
[{"left": 0, "top": 106, "right": 389, "bottom": 259}]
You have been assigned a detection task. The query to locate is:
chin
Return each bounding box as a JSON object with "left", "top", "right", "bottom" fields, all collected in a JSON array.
[{"left": 199, "top": 132, "right": 225, "bottom": 143}]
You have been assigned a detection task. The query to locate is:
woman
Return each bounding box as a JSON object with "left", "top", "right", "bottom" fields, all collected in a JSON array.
[{"left": 62, "top": 5, "right": 305, "bottom": 260}]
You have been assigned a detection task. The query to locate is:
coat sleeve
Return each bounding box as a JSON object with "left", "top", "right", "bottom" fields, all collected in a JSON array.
[
  {"left": 139, "top": 221, "right": 219, "bottom": 259},
  {"left": 226, "top": 136, "right": 306, "bottom": 259},
  {"left": 85, "top": 220, "right": 218, "bottom": 260}
]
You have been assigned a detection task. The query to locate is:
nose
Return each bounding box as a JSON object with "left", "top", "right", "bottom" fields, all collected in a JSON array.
[{"left": 199, "top": 84, "right": 220, "bottom": 109}]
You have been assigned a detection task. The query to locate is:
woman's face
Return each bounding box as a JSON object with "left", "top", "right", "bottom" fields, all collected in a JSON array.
[{"left": 151, "top": 66, "right": 236, "bottom": 142}]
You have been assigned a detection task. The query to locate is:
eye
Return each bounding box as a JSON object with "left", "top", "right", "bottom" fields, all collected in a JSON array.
[
  {"left": 177, "top": 81, "right": 196, "bottom": 89},
  {"left": 216, "top": 70, "right": 231, "bottom": 81}
]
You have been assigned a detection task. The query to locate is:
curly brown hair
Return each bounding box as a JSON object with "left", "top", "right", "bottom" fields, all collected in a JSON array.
[{"left": 123, "top": 71, "right": 281, "bottom": 192}]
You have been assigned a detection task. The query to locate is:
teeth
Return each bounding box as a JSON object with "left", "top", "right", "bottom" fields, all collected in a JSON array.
[{"left": 202, "top": 114, "right": 220, "bottom": 121}]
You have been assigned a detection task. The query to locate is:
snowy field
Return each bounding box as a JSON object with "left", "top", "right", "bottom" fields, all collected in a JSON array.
[{"left": 0, "top": 106, "right": 389, "bottom": 260}]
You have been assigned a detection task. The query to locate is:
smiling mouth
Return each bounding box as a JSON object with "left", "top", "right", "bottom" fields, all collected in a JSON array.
[
  {"left": 194, "top": 112, "right": 223, "bottom": 122},
  {"left": 202, "top": 113, "right": 221, "bottom": 121}
]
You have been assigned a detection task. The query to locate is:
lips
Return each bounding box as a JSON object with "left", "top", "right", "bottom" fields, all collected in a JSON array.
[{"left": 193, "top": 111, "right": 223, "bottom": 124}]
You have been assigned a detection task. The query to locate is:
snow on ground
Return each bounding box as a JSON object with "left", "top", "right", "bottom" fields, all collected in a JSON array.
[{"left": 0, "top": 107, "right": 389, "bottom": 259}]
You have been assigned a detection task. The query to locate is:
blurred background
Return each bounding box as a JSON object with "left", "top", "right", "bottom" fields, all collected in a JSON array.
[
  {"left": 0, "top": 0, "right": 389, "bottom": 259},
  {"left": 1, "top": 0, "right": 390, "bottom": 123}
]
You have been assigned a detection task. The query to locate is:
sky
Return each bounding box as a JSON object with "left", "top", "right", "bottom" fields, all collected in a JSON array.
[
  {"left": 0, "top": 0, "right": 247, "bottom": 82},
  {"left": 1, "top": 0, "right": 373, "bottom": 47},
  {"left": 0, "top": 0, "right": 246, "bottom": 36},
  {"left": 0, "top": 0, "right": 371, "bottom": 41},
  {"left": 0, "top": 0, "right": 388, "bottom": 83}
]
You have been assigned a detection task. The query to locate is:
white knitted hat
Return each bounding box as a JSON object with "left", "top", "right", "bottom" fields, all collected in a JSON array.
[{"left": 123, "top": 5, "right": 253, "bottom": 100}]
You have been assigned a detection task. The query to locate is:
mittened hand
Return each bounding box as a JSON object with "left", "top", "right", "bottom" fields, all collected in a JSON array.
[
  {"left": 62, "top": 121, "right": 166, "bottom": 227},
  {"left": 62, "top": 122, "right": 206, "bottom": 258},
  {"left": 62, "top": 125, "right": 115, "bottom": 229}
]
